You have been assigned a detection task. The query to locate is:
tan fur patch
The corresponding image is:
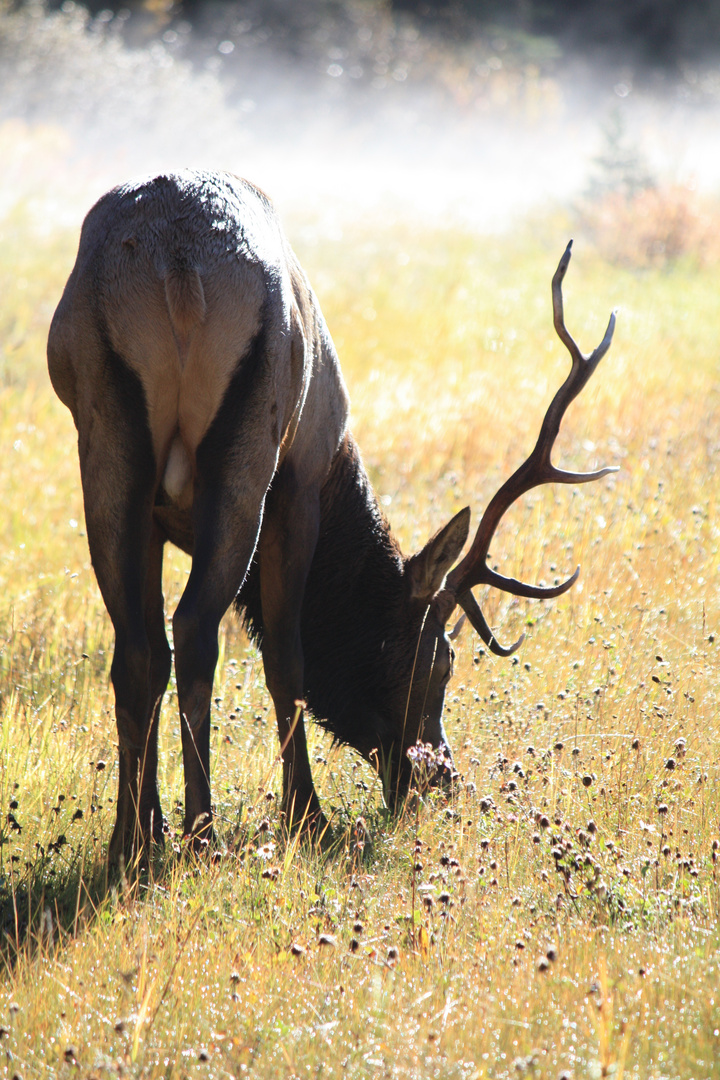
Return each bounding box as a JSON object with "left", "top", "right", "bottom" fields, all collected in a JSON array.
[
  {"left": 163, "top": 433, "right": 193, "bottom": 505},
  {"left": 106, "top": 260, "right": 265, "bottom": 479},
  {"left": 164, "top": 266, "right": 206, "bottom": 354}
]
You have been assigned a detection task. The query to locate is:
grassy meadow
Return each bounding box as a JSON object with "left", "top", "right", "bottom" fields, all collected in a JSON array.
[{"left": 0, "top": 179, "right": 719, "bottom": 1080}]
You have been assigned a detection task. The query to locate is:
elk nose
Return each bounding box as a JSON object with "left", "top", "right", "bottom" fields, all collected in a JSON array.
[{"left": 431, "top": 741, "right": 459, "bottom": 791}]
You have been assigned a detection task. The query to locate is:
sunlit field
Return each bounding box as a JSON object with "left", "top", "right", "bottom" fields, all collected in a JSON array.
[{"left": 1, "top": 157, "right": 720, "bottom": 1077}]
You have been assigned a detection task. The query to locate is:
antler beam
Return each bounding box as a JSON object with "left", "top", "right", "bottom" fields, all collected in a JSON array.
[{"left": 445, "top": 241, "right": 618, "bottom": 655}]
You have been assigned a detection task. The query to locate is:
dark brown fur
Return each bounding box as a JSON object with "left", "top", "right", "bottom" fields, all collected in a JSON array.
[
  {"left": 238, "top": 434, "right": 410, "bottom": 757},
  {"left": 48, "top": 171, "right": 465, "bottom": 859}
]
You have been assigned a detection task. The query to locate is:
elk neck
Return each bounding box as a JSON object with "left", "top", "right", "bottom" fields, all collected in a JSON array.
[{"left": 236, "top": 432, "right": 408, "bottom": 752}]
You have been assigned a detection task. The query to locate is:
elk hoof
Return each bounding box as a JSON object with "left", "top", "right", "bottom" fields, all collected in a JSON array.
[
  {"left": 108, "top": 823, "right": 163, "bottom": 878},
  {"left": 181, "top": 811, "right": 215, "bottom": 856},
  {"left": 282, "top": 791, "right": 331, "bottom": 846}
]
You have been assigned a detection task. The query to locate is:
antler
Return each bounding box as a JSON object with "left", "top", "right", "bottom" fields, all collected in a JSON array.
[{"left": 445, "top": 241, "right": 618, "bottom": 655}]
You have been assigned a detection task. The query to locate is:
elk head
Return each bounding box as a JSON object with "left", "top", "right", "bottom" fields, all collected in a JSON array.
[{"left": 375, "top": 241, "right": 617, "bottom": 806}]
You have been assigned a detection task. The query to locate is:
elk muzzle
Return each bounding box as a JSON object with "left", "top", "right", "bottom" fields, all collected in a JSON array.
[{"left": 382, "top": 738, "right": 458, "bottom": 809}]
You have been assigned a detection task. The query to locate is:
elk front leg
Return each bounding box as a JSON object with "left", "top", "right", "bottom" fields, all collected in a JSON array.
[{"left": 258, "top": 473, "right": 325, "bottom": 834}]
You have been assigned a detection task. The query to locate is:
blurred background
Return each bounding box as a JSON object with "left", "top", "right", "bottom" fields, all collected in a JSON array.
[{"left": 2, "top": 0, "right": 720, "bottom": 241}]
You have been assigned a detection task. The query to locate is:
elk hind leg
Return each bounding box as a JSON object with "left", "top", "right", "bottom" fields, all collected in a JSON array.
[
  {"left": 173, "top": 466, "right": 277, "bottom": 844},
  {"left": 135, "top": 522, "right": 171, "bottom": 848},
  {"left": 100, "top": 526, "right": 169, "bottom": 867},
  {"left": 79, "top": 385, "right": 165, "bottom": 867}
]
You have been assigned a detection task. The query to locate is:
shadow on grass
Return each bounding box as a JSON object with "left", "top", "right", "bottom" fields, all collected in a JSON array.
[
  {"left": 0, "top": 836, "right": 176, "bottom": 971},
  {"left": 1, "top": 853, "right": 105, "bottom": 969},
  {"left": 0, "top": 792, "right": 416, "bottom": 970}
]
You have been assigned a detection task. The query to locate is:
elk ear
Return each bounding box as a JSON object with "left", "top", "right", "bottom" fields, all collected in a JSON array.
[{"left": 407, "top": 506, "right": 471, "bottom": 604}]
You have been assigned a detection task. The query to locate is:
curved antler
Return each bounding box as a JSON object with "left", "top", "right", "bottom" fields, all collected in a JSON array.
[{"left": 445, "top": 241, "right": 618, "bottom": 654}]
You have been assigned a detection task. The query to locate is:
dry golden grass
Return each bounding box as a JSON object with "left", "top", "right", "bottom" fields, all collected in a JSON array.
[{"left": 0, "top": 199, "right": 719, "bottom": 1079}]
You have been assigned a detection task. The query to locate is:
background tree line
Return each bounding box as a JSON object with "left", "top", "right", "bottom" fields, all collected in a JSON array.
[{"left": 29, "top": 0, "right": 720, "bottom": 68}]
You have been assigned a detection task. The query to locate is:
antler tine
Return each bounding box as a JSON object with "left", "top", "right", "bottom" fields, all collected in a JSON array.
[
  {"left": 444, "top": 243, "right": 618, "bottom": 653},
  {"left": 553, "top": 240, "right": 616, "bottom": 371},
  {"left": 458, "top": 589, "right": 525, "bottom": 657}
]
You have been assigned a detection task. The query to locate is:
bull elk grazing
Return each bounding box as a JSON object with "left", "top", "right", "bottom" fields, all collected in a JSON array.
[{"left": 47, "top": 171, "right": 616, "bottom": 863}]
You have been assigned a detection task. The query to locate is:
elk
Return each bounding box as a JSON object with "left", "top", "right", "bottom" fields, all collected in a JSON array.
[{"left": 47, "top": 171, "right": 616, "bottom": 862}]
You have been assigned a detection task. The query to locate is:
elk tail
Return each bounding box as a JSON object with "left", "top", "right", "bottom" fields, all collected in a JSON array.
[{"left": 164, "top": 260, "right": 206, "bottom": 361}]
